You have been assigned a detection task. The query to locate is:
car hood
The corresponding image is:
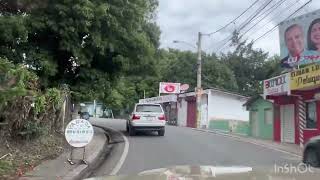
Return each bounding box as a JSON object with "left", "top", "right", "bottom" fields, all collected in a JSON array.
[
  {"left": 86, "top": 165, "right": 320, "bottom": 180},
  {"left": 308, "top": 135, "right": 320, "bottom": 142}
]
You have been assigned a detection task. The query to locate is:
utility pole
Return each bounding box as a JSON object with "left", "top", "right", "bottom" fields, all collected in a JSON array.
[
  {"left": 196, "top": 32, "right": 202, "bottom": 129},
  {"left": 173, "top": 32, "right": 209, "bottom": 129}
]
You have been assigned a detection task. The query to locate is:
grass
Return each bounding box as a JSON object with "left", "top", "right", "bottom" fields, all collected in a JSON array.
[
  {"left": 0, "top": 160, "right": 15, "bottom": 177},
  {"left": 0, "top": 133, "right": 66, "bottom": 178}
]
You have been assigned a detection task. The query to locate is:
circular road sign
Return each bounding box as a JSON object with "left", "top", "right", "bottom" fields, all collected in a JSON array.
[
  {"left": 65, "top": 119, "right": 94, "bottom": 148},
  {"left": 180, "top": 84, "right": 190, "bottom": 91}
]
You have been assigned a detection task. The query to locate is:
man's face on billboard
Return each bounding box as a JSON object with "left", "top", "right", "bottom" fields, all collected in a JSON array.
[{"left": 285, "top": 25, "right": 304, "bottom": 57}]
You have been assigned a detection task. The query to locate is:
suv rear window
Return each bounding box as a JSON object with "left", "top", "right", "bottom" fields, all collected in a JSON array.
[{"left": 136, "top": 104, "right": 162, "bottom": 113}]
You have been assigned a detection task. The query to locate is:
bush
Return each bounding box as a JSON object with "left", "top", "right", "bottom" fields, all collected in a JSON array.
[
  {"left": 0, "top": 58, "right": 67, "bottom": 139},
  {"left": 19, "top": 121, "right": 48, "bottom": 140},
  {"left": 0, "top": 160, "right": 15, "bottom": 177}
]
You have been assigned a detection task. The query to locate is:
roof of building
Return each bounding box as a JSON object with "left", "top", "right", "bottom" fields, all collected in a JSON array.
[
  {"left": 209, "top": 87, "right": 249, "bottom": 99},
  {"left": 242, "top": 94, "right": 264, "bottom": 107},
  {"left": 179, "top": 87, "right": 249, "bottom": 99}
]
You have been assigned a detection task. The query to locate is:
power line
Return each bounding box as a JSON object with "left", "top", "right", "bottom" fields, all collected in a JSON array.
[
  {"left": 253, "top": 0, "right": 312, "bottom": 43},
  {"left": 247, "top": 0, "right": 287, "bottom": 24},
  {"left": 204, "top": 0, "right": 261, "bottom": 51},
  {"left": 215, "top": 0, "right": 305, "bottom": 53},
  {"left": 244, "top": 0, "right": 303, "bottom": 40},
  {"left": 212, "top": 0, "right": 275, "bottom": 52},
  {"left": 239, "top": 0, "right": 287, "bottom": 39},
  {"left": 207, "top": 0, "right": 260, "bottom": 36},
  {"left": 238, "top": 0, "right": 274, "bottom": 32}
]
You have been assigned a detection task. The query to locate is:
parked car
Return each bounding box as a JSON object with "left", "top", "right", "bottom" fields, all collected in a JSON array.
[
  {"left": 79, "top": 111, "right": 90, "bottom": 120},
  {"left": 303, "top": 135, "right": 320, "bottom": 167},
  {"left": 126, "top": 103, "right": 166, "bottom": 136}
]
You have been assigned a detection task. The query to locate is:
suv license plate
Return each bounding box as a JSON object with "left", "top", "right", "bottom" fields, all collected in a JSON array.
[{"left": 146, "top": 117, "right": 153, "bottom": 121}]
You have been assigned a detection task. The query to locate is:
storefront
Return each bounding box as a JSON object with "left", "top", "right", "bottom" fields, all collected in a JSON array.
[
  {"left": 264, "top": 65, "right": 320, "bottom": 146},
  {"left": 177, "top": 91, "right": 207, "bottom": 128},
  {"left": 289, "top": 64, "right": 320, "bottom": 144},
  {"left": 263, "top": 8, "right": 320, "bottom": 146},
  {"left": 263, "top": 73, "right": 296, "bottom": 144},
  {"left": 177, "top": 89, "right": 249, "bottom": 132}
]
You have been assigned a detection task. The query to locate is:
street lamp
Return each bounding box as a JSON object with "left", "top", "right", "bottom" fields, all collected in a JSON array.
[
  {"left": 173, "top": 40, "right": 197, "bottom": 49},
  {"left": 173, "top": 32, "right": 210, "bottom": 129}
]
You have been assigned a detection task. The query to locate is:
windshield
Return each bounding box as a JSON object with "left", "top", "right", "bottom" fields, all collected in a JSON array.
[
  {"left": 136, "top": 105, "right": 163, "bottom": 113},
  {"left": 1, "top": 0, "right": 320, "bottom": 179}
]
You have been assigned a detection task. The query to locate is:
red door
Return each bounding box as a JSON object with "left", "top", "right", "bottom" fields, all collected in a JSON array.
[{"left": 187, "top": 100, "right": 196, "bottom": 128}]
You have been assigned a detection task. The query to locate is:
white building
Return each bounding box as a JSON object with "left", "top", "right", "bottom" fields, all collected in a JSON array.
[{"left": 177, "top": 88, "right": 249, "bottom": 133}]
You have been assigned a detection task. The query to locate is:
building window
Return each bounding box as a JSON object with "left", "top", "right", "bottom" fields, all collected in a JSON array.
[
  {"left": 264, "top": 108, "right": 273, "bottom": 125},
  {"left": 306, "top": 102, "right": 317, "bottom": 129}
]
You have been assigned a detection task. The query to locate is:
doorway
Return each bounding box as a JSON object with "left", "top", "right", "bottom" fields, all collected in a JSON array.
[{"left": 280, "top": 104, "right": 295, "bottom": 143}]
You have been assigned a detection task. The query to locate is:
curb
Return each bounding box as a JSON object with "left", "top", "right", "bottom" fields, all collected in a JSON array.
[
  {"left": 93, "top": 125, "right": 125, "bottom": 144},
  {"left": 63, "top": 127, "right": 112, "bottom": 180},
  {"left": 190, "top": 127, "right": 302, "bottom": 157}
]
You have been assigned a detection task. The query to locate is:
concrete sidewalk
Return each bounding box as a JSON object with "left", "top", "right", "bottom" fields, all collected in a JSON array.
[
  {"left": 192, "top": 128, "right": 303, "bottom": 157},
  {"left": 20, "top": 127, "right": 108, "bottom": 180}
]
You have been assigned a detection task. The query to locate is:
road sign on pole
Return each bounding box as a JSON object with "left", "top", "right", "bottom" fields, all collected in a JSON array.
[{"left": 65, "top": 119, "right": 94, "bottom": 148}]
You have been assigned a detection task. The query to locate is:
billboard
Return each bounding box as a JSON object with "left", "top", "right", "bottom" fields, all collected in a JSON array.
[
  {"left": 159, "top": 82, "right": 180, "bottom": 94},
  {"left": 279, "top": 10, "right": 320, "bottom": 69}
]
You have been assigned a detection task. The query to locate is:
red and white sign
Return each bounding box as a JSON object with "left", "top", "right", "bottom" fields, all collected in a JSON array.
[
  {"left": 263, "top": 73, "right": 290, "bottom": 98},
  {"left": 159, "top": 82, "right": 180, "bottom": 94},
  {"left": 180, "top": 84, "right": 190, "bottom": 92}
]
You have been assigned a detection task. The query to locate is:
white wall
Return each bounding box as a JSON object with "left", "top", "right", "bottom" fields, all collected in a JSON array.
[
  {"left": 200, "top": 94, "right": 208, "bottom": 127},
  {"left": 177, "top": 98, "right": 187, "bottom": 126},
  {"left": 96, "top": 105, "right": 103, "bottom": 117},
  {"left": 208, "top": 91, "right": 249, "bottom": 122}
]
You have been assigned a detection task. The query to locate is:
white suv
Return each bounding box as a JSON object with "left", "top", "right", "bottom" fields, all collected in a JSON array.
[{"left": 126, "top": 103, "right": 166, "bottom": 136}]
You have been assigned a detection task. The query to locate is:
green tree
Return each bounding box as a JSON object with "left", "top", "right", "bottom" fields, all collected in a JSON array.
[
  {"left": 158, "top": 49, "right": 197, "bottom": 88},
  {"left": 155, "top": 49, "right": 238, "bottom": 92},
  {"left": 0, "top": 0, "right": 161, "bottom": 112},
  {"left": 202, "top": 54, "right": 238, "bottom": 91},
  {"left": 221, "top": 36, "right": 269, "bottom": 96},
  {"left": 262, "top": 55, "right": 283, "bottom": 78}
]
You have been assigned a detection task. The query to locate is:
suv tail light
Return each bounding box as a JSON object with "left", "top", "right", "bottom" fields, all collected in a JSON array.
[
  {"left": 158, "top": 114, "right": 166, "bottom": 120},
  {"left": 132, "top": 114, "right": 140, "bottom": 120}
]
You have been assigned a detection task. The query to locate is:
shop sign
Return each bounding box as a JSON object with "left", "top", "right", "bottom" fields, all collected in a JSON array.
[
  {"left": 159, "top": 82, "right": 180, "bottom": 94},
  {"left": 139, "top": 95, "right": 177, "bottom": 104},
  {"left": 263, "top": 73, "right": 290, "bottom": 98},
  {"left": 290, "top": 64, "right": 320, "bottom": 90}
]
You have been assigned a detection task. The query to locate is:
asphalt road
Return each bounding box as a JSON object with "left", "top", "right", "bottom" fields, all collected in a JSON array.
[{"left": 90, "top": 118, "right": 301, "bottom": 177}]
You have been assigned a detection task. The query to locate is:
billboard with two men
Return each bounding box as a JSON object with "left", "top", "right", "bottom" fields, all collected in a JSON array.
[{"left": 279, "top": 10, "right": 320, "bottom": 69}]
